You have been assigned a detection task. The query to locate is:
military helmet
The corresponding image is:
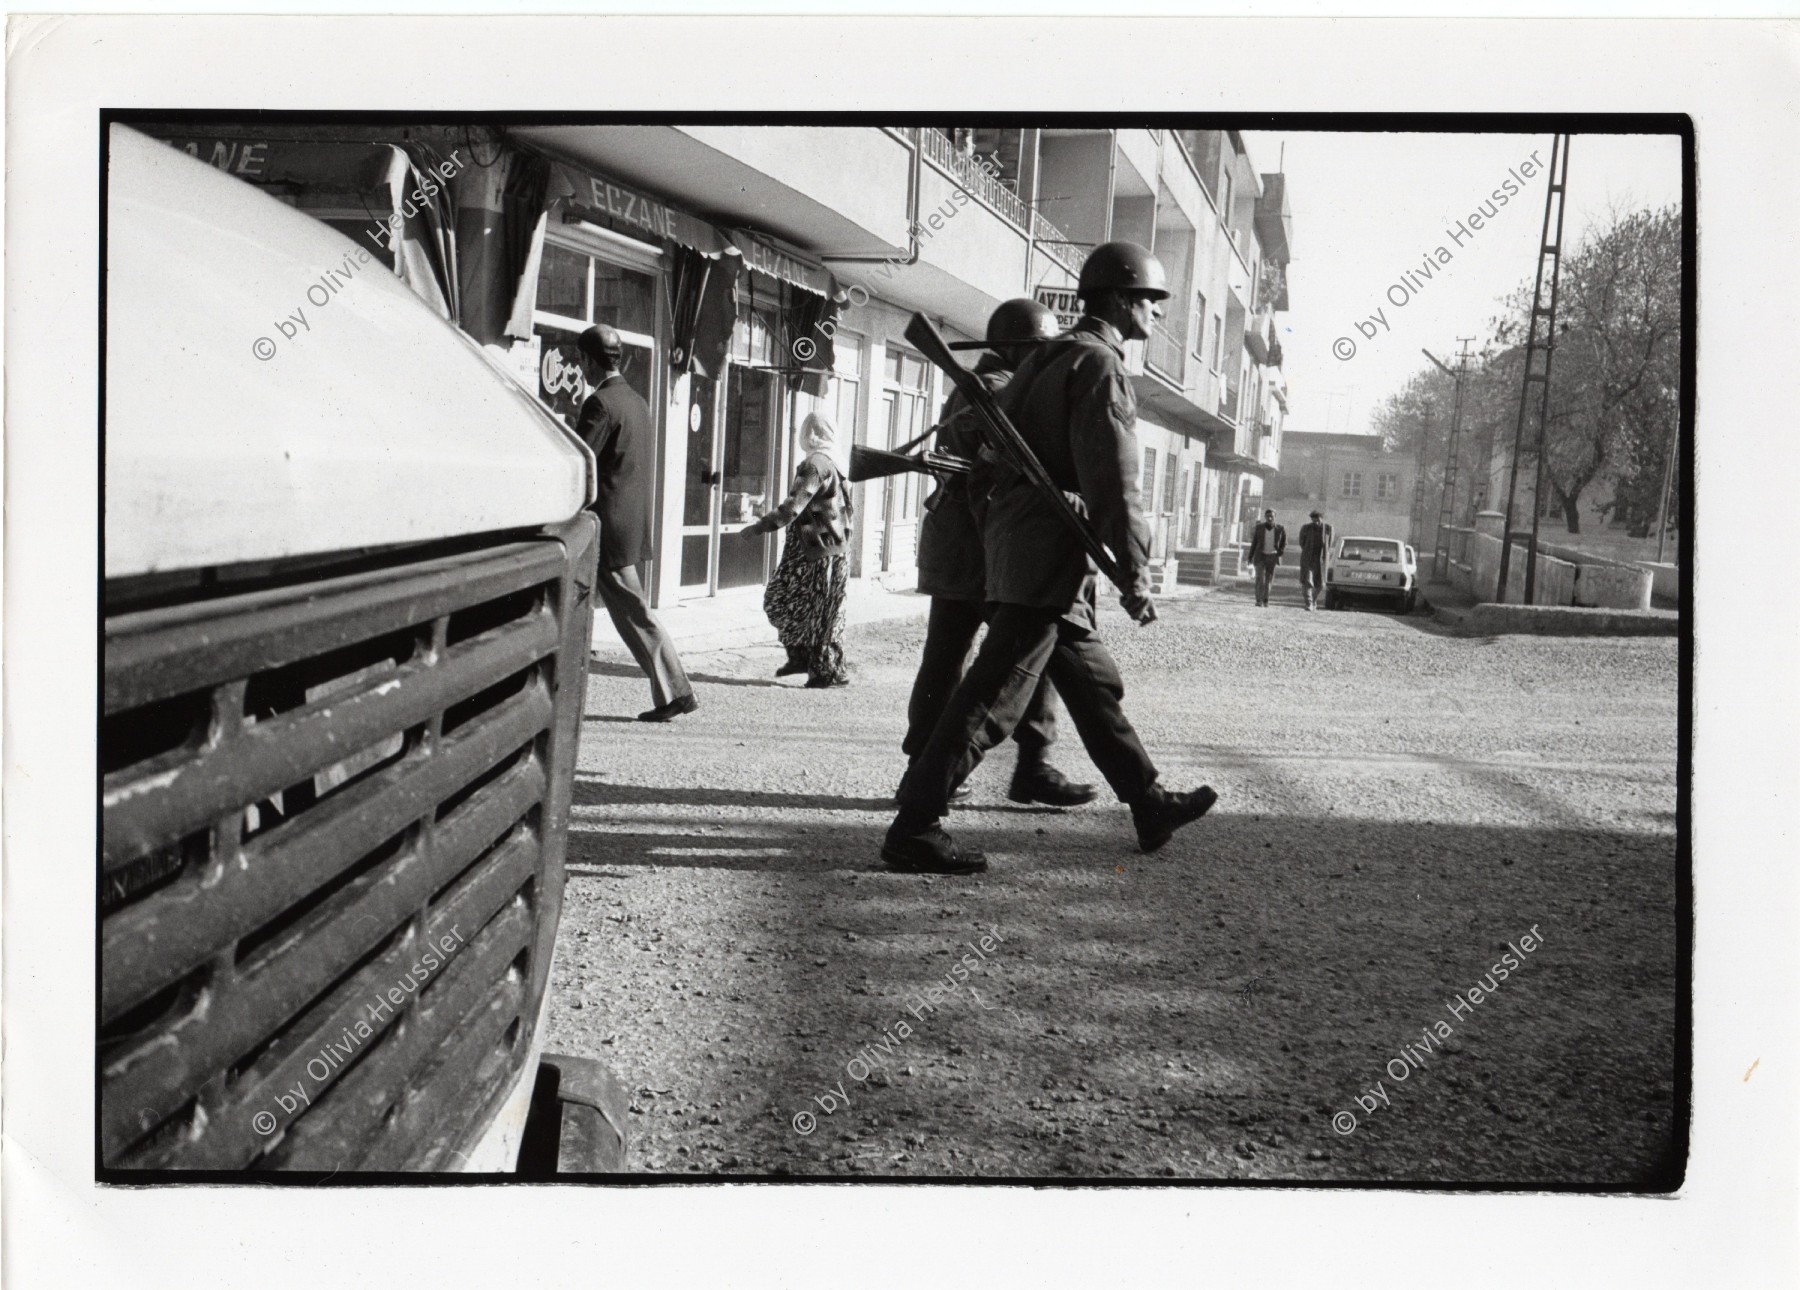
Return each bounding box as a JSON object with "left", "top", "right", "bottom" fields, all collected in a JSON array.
[
  {"left": 985, "top": 297, "right": 1061, "bottom": 345},
  {"left": 1078, "top": 240, "right": 1170, "bottom": 301},
  {"left": 993, "top": 296, "right": 1058, "bottom": 345}
]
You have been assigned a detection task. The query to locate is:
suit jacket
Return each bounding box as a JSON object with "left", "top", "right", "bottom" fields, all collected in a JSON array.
[
  {"left": 576, "top": 374, "right": 655, "bottom": 570},
  {"left": 916, "top": 355, "right": 1009, "bottom": 601},
  {"left": 1298, "top": 520, "right": 1332, "bottom": 562},
  {"left": 1247, "top": 521, "right": 1287, "bottom": 560},
  {"left": 983, "top": 318, "right": 1152, "bottom": 615}
]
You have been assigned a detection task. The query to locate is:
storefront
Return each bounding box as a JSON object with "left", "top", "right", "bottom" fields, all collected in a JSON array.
[{"left": 525, "top": 159, "right": 847, "bottom": 608}]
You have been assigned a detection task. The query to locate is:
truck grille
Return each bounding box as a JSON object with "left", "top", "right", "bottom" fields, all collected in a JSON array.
[{"left": 100, "top": 517, "right": 596, "bottom": 1172}]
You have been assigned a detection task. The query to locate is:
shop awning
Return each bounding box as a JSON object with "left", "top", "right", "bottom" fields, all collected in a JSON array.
[
  {"left": 727, "top": 228, "right": 835, "bottom": 297},
  {"left": 547, "top": 161, "right": 727, "bottom": 256},
  {"left": 1208, "top": 448, "right": 1275, "bottom": 479}
]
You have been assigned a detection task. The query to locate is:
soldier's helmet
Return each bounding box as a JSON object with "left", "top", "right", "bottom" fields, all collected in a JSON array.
[
  {"left": 985, "top": 297, "right": 1062, "bottom": 346},
  {"left": 1077, "top": 240, "right": 1170, "bottom": 302}
]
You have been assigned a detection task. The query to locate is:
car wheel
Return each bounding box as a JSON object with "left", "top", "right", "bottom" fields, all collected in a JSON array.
[
  {"left": 1324, "top": 590, "right": 1338, "bottom": 611},
  {"left": 1403, "top": 589, "right": 1418, "bottom": 613}
]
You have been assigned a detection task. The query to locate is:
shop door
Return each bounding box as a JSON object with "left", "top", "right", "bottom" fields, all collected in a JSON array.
[
  {"left": 719, "top": 366, "right": 779, "bottom": 590},
  {"left": 678, "top": 372, "right": 721, "bottom": 592},
  {"left": 679, "top": 365, "right": 781, "bottom": 595},
  {"left": 875, "top": 350, "right": 932, "bottom": 574}
]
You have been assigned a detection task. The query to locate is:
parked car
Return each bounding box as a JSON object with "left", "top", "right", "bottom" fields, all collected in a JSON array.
[
  {"left": 1324, "top": 536, "right": 1419, "bottom": 612},
  {"left": 101, "top": 125, "right": 607, "bottom": 1173}
]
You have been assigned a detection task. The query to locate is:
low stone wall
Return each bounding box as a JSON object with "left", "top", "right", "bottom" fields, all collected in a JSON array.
[
  {"left": 1464, "top": 531, "right": 1649, "bottom": 608},
  {"left": 1466, "top": 603, "right": 1680, "bottom": 637},
  {"left": 1574, "top": 563, "right": 1653, "bottom": 610},
  {"left": 1532, "top": 551, "right": 1578, "bottom": 606}
]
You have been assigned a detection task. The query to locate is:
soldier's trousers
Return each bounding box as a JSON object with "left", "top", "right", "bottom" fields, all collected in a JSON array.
[
  {"left": 896, "top": 603, "right": 1158, "bottom": 823},
  {"left": 902, "top": 596, "right": 1058, "bottom": 763}
]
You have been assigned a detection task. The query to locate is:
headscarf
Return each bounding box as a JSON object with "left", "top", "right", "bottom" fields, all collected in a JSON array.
[{"left": 800, "top": 410, "right": 838, "bottom": 455}]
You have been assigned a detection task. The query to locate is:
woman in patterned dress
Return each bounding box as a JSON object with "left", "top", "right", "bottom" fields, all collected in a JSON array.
[{"left": 737, "top": 411, "right": 855, "bottom": 687}]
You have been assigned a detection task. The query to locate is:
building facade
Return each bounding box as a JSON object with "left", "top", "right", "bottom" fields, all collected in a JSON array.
[
  {"left": 134, "top": 123, "right": 1294, "bottom": 605},
  {"left": 1268, "top": 431, "right": 1417, "bottom": 544}
]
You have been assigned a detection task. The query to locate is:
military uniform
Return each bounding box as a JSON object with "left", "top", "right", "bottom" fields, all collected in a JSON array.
[
  {"left": 903, "top": 353, "right": 1059, "bottom": 763},
  {"left": 895, "top": 318, "right": 1161, "bottom": 821}
]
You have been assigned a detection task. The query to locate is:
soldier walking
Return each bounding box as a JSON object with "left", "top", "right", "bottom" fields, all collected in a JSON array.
[
  {"left": 883, "top": 242, "right": 1218, "bottom": 875},
  {"left": 903, "top": 297, "right": 1097, "bottom": 809}
]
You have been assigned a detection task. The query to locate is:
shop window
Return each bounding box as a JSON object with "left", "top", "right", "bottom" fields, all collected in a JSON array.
[
  {"left": 531, "top": 238, "right": 659, "bottom": 425},
  {"left": 593, "top": 261, "right": 656, "bottom": 337},
  {"left": 536, "top": 241, "right": 589, "bottom": 320},
  {"left": 881, "top": 346, "right": 932, "bottom": 520}
]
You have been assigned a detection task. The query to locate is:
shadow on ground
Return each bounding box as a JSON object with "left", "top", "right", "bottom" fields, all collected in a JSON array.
[{"left": 553, "top": 805, "right": 1682, "bottom": 1188}]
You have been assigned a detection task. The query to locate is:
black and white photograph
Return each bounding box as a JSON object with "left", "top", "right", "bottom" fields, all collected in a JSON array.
[
  {"left": 97, "top": 111, "right": 1690, "bottom": 1185},
  {"left": 7, "top": 13, "right": 1796, "bottom": 1289}
]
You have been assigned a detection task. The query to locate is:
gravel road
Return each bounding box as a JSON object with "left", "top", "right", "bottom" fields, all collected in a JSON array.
[{"left": 545, "top": 577, "right": 1680, "bottom": 1184}]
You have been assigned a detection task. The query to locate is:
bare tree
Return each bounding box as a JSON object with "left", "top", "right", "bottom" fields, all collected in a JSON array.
[{"left": 1491, "top": 203, "right": 1682, "bottom": 534}]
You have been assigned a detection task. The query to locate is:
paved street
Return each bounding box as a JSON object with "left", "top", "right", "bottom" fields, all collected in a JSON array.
[{"left": 546, "top": 574, "right": 1680, "bottom": 1182}]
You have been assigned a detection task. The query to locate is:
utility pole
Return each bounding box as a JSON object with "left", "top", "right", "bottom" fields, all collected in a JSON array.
[
  {"left": 1423, "top": 341, "right": 1474, "bottom": 581},
  {"left": 1499, "top": 133, "right": 1571, "bottom": 605},
  {"left": 1655, "top": 412, "right": 1678, "bottom": 564},
  {"left": 1408, "top": 393, "right": 1438, "bottom": 551}
]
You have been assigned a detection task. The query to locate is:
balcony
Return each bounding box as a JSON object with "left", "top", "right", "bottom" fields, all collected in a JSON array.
[
  {"left": 919, "top": 127, "right": 1030, "bottom": 227},
  {"left": 1146, "top": 320, "right": 1187, "bottom": 386},
  {"left": 1244, "top": 307, "right": 1277, "bottom": 365}
]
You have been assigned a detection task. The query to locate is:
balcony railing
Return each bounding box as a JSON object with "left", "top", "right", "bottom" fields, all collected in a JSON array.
[
  {"left": 918, "top": 128, "right": 1031, "bottom": 228},
  {"left": 1033, "top": 209, "right": 1086, "bottom": 276},
  {"left": 1146, "top": 320, "right": 1187, "bottom": 385}
]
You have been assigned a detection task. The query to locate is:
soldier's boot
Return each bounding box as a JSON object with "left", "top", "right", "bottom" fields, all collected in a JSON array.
[
  {"left": 1130, "top": 784, "right": 1220, "bottom": 853},
  {"left": 881, "top": 814, "right": 989, "bottom": 875},
  {"left": 1008, "top": 761, "right": 1100, "bottom": 808}
]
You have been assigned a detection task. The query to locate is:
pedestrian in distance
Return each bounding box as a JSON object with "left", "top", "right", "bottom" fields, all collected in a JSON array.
[
  {"left": 884, "top": 240, "right": 1219, "bottom": 876},
  {"left": 1247, "top": 508, "right": 1286, "bottom": 608},
  {"left": 903, "top": 297, "right": 1098, "bottom": 810},
  {"left": 575, "top": 324, "right": 698, "bottom": 723},
  {"left": 1298, "top": 509, "right": 1332, "bottom": 611},
  {"left": 739, "top": 410, "right": 855, "bottom": 688}
]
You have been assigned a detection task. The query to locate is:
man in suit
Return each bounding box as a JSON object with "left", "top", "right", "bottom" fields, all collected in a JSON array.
[
  {"left": 1246, "top": 508, "right": 1286, "bottom": 608},
  {"left": 884, "top": 242, "right": 1217, "bottom": 875},
  {"left": 575, "top": 324, "right": 697, "bottom": 723},
  {"left": 1297, "top": 509, "right": 1332, "bottom": 611}
]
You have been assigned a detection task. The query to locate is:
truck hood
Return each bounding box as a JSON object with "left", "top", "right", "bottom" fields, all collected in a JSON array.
[{"left": 105, "top": 124, "right": 592, "bottom": 578}]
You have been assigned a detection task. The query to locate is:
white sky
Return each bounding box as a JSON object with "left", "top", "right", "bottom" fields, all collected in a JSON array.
[{"left": 1240, "top": 130, "right": 1684, "bottom": 437}]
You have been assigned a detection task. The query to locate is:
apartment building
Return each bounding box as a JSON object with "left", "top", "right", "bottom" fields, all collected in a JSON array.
[{"left": 131, "top": 122, "right": 1293, "bottom": 606}]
